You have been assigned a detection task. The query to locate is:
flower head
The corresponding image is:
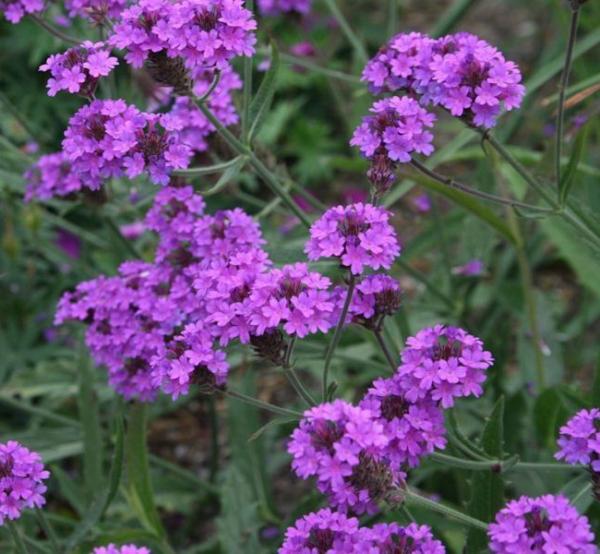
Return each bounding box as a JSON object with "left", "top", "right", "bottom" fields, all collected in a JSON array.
[
  {"left": 364, "top": 522, "right": 446, "bottom": 553},
  {"left": 24, "top": 152, "right": 87, "bottom": 201},
  {"left": 556, "top": 409, "right": 600, "bottom": 474},
  {"left": 279, "top": 508, "right": 370, "bottom": 553},
  {"left": 1, "top": 0, "right": 43, "bottom": 23},
  {"left": 397, "top": 325, "right": 493, "bottom": 408},
  {"left": 0, "top": 441, "right": 49, "bottom": 525},
  {"left": 488, "top": 495, "right": 596, "bottom": 553},
  {"left": 305, "top": 203, "right": 400, "bottom": 274},
  {"left": 65, "top": 0, "right": 126, "bottom": 21},
  {"left": 40, "top": 42, "right": 118, "bottom": 97},
  {"left": 92, "top": 546, "right": 151, "bottom": 554},
  {"left": 288, "top": 399, "right": 403, "bottom": 514},
  {"left": 258, "top": 0, "right": 311, "bottom": 16},
  {"left": 347, "top": 274, "right": 401, "bottom": 328}
]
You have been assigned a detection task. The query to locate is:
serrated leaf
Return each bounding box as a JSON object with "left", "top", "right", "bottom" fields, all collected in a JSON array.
[
  {"left": 249, "top": 41, "right": 280, "bottom": 141},
  {"left": 465, "top": 397, "right": 505, "bottom": 553},
  {"left": 559, "top": 125, "right": 589, "bottom": 206}
]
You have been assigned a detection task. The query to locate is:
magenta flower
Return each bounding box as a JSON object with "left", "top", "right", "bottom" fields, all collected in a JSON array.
[
  {"left": 351, "top": 96, "right": 436, "bottom": 192},
  {"left": 40, "top": 41, "right": 118, "bottom": 97},
  {"left": 1, "top": 0, "right": 43, "bottom": 23},
  {"left": 556, "top": 409, "right": 600, "bottom": 474},
  {"left": 65, "top": 0, "right": 126, "bottom": 22},
  {"left": 0, "top": 441, "right": 49, "bottom": 525},
  {"left": 346, "top": 274, "right": 402, "bottom": 328},
  {"left": 359, "top": 376, "right": 446, "bottom": 469},
  {"left": 288, "top": 399, "right": 403, "bottom": 514},
  {"left": 488, "top": 495, "right": 596, "bottom": 553},
  {"left": 92, "top": 546, "right": 151, "bottom": 554},
  {"left": 305, "top": 203, "right": 400, "bottom": 275},
  {"left": 279, "top": 508, "right": 370, "bottom": 553},
  {"left": 258, "top": 0, "right": 311, "bottom": 16},
  {"left": 364, "top": 522, "right": 446, "bottom": 553},
  {"left": 452, "top": 259, "right": 485, "bottom": 277},
  {"left": 397, "top": 325, "right": 493, "bottom": 408},
  {"left": 62, "top": 100, "right": 192, "bottom": 187},
  {"left": 24, "top": 152, "right": 87, "bottom": 201}
]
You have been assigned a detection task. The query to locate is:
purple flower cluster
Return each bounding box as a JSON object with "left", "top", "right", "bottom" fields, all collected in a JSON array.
[
  {"left": 351, "top": 96, "right": 435, "bottom": 193},
  {"left": 162, "top": 66, "right": 241, "bottom": 153},
  {"left": 93, "top": 546, "right": 151, "bottom": 554},
  {"left": 24, "top": 152, "right": 87, "bottom": 201},
  {"left": 556, "top": 408, "right": 600, "bottom": 471},
  {"left": 397, "top": 324, "right": 493, "bottom": 408},
  {"left": 40, "top": 41, "right": 118, "bottom": 97},
  {"left": 110, "top": 0, "right": 256, "bottom": 70},
  {"left": 0, "top": 0, "right": 43, "bottom": 23},
  {"left": 347, "top": 274, "right": 402, "bottom": 328},
  {"left": 0, "top": 441, "right": 49, "bottom": 525},
  {"left": 258, "top": 0, "right": 311, "bottom": 16},
  {"left": 62, "top": 99, "right": 192, "bottom": 186},
  {"left": 64, "top": 0, "right": 127, "bottom": 22},
  {"left": 488, "top": 495, "right": 596, "bottom": 553},
  {"left": 363, "top": 31, "right": 525, "bottom": 128},
  {"left": 360, "top": 377, "right": 446, "bottom": 469},
  {"left": 288, "top": 399, "right": 404, "bottom": 514},
  {"left": 305, "top": 203, "right": 400, "bottom": 275},
  {"left": 279, "top": 510, "right": 445, "bottom": 553}
]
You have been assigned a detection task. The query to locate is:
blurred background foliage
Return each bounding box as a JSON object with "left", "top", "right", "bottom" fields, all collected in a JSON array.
[{"left": 1, "top": 0, "right": 600, "bottom": 552}]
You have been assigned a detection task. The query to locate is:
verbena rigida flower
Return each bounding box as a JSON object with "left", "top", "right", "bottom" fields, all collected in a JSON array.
[
  {"left": 288, "top": 399, "right": 403, "bottom": 514},
  {"left": 62, "top": 99, "right": 191, "bottom": 186},
  {"left": 346, "top": 274, "right": 402, "bottom": 329},
  {"left": 556, "top": 408, "right": 600, "bottom": 500},
  {"left": 397, "top": 324, "right": 493, "bottom": 408},
  {"left": 279, "top": 508, "right": 371, "bottom": 553},
  {"left": 40, "top": 41, "right": 118, "bottom": 97},
  {"left": 64, "top": 0, "right": 127, "bottom": 22},
  {"left": 0, "top": 0, "right": 43, "bottom": 23},
  {"left": 258, "top": 0, "right": 311, "bottom": 16},
  {"left": 350, "top": 96, "right": 435, "bottom": 194},
  {"left": 305, "top": 203, "right": 400, "bottom": 275},
  {"left": 488, "top": 494, "right": 596, "bottom": 553},
  {"left": 24, "top": 152, "right": 87, "bottom": 201},
  {"left": 93, "top": 546, "right": 151, "bottom": 554},
  {"left": 359, "top": 377, "right": 446, "bottom": 470},
  {"left": 0, "top": 441, "right": 49, "bottom": 525},
  {"left": 364, "top": 522, "right": 446, "bottom": 553}
]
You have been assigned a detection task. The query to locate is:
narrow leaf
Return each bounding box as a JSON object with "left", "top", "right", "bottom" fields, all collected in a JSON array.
[
  {"left": 559, "top": 125, "right": 589, "bottom": 205},
  {"left": 249, "top": 41, "right": 280, "bottom": 141},
  {"left": 202, "top": 156, "right": 246, "bottom": 196},
  {"left": 592, "top": 355, "right": 600, "bottom": 407}
]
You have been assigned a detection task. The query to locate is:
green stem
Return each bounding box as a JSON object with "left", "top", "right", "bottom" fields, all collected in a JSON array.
[
  {"left": 404, "top": 489, "right": 488, "bottom": 531},
  {"left": 104, "top": 215, "right": 142, "bottom": 259},
  {"left": 386, "top": 0, "right": 397, "bottom": 39},
  {"left": 555, "top": 7, "right": 580, "bottom": 188},
  {"left": 430, "top": 452, "right": 578, "bottom": 472},
  {"left": 373, "top": 327, "right": 398, "bottom": 372},
  {"left": 30, "top": 14, "right": 81, "bottom": 44},
  {"left": 322, "top": 0, "right": 368, "bottom": 63},
  {"left": 149, "top": 455, "right": 219, "bottom": 495},
  {"left": 173, "top": 156, "right": 246, "bottom": 178},
  {"left": 6, "top": 520, "right": 29, "bottom": 554},
  {"left": 194, "top": 101, "right": 311, "bottom": 227},
  {"left": 431, "top": 0, "right": 480, "bottom": 37},
  {"left": 278, "top": 52, "right": 362, "bottom": 84},
  {"left": 208, "top": 397, "right": 219, "bottom": 483},
  {"left": 283, "top": 366, "right": 317, "bottom": 406},
  {"left": 35, "top": 510, "right": 60, "bottom": 554},
  {"left": 396, "top": 258, "right": 456, "bottom": 311},
  {"left": 225, "top": 389, "right": 303, "bottom": 418}
]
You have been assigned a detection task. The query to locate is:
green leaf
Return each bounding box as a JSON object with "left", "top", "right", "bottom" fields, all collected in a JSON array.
[
  {"left": 217, "top": 466, "right": 262, "bottom": 554},
  {"left": 201, "top": 156, "right": 247, "bottom": 196},
  {"left": 249, "top": 41, "right": 280, "bottom": 142},
  {"left": 465, "top": 397, "right": 505, "bottom": 553},
  {"left": 407, "top": 170, "right": 518, "bottom": 245},
  {"left": 66, "top": 415, "right": 124, "bottom": 550},
  {"left": 592, "top": 355, "right": 600, "bottom": 407},
  {"left": 560, "top": 472, "right": 594, "bottom": 514},
  {"left": 78, "top": 351, "right": 104, "bottom": 503},
  {"left": 559, "top": 125, "right": 589, "bottom": 206},
  {"left": 173, "top": 157, "right": 246, "bottom": 178},
  {"left": 125, "top": 403, "right": 165, "bottom": 539}
]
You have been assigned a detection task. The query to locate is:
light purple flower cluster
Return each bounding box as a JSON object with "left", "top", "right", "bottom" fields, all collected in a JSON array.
[
  {"left": 288, "top": 399, "right": 404, "bottom": 514},
  {"left": 305, "top": 203, "right": 400, "bottom": 275},
  {"left": 556, "top": 409, "right": 600, "bottom": 499},
  {"left": 93, "top": 546, "right": 151, "bottom": 554},
  {"left": 363, "top": 31, "right": 525, "bottom": 128},
  {"left": 0, "top": 441, "right": 49, "bottom": 525},
  {"left": 110, "top": 0, "right": 256, "bottom": 70},
  {"left": 24, "top": 152, "right": 87, "bottom": 201},
  {"left": 279, "top": 510, "right": 445, "bottom": 553},
  {"left": 0, "top": 0, "right": 43, "bottom": 23},
  {"left": 62, "top": 99, "right": 192, "bottom": 186},
  {"left": 360, "top": 377, "right": 446, "bottom": 469},
  {"left": 397, "top": 324, "right": 493, "bottom": 408},
  {"left": 162, "top": 66, "right": 241, "bottom": 153},
  {"left": 40, "top": 41, "right": 118, "bottom": 97},
  {"left": 64, "top": 0, "right": 126, "bottom": 22},
  {"left": 347, "top": 274, "right": 402, "bottom": 328},
  {"left": 350, "top": 96, "right": 435, "bottom": 193},
  {"left": 452, "top": 259, "right": 484, "bottom": 277},
  {"left": 258, "top": 0, "right": 311, "bottom": 16},
  {"left": 488, "top": 494, "right": 596, "bottom": 553}
]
